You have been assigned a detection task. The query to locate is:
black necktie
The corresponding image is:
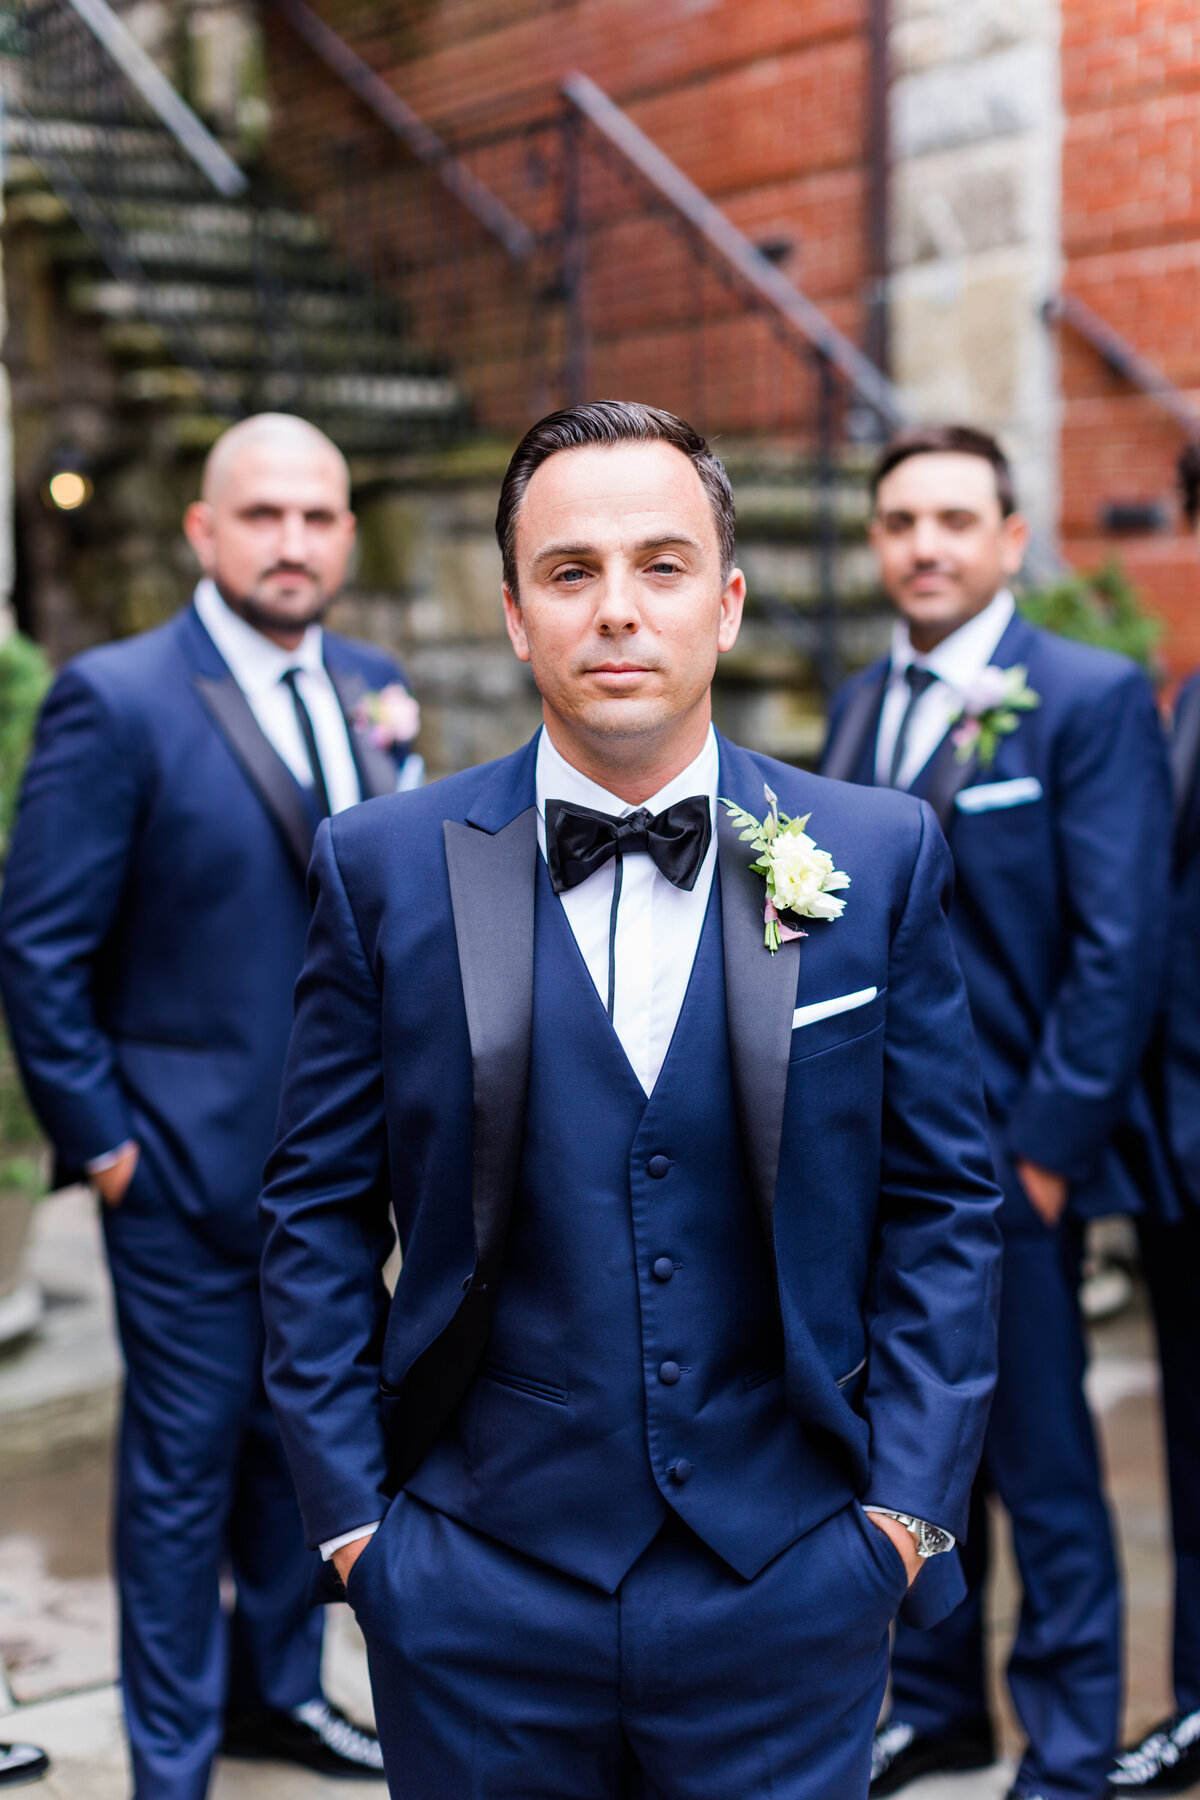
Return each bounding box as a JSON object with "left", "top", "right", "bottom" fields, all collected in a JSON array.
[
  {"left": 544, "top": 795, "right": 712, "bottom": 1021},
  {"left": 887, "top": 664, "right": 938, "bottom": 789},
  {"left": 281, "top": 668, "right": 331, "bottom": 819}
]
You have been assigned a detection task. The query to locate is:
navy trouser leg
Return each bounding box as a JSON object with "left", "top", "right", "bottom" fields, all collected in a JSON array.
[
  {"left": 1139, "top": 1215, "right": 1200, "bottom": 1714},
  {"left": 890, "top": 1222, "right": 1121, "bottom": 1800},
  {"left": 103, "top": 1191, "right": 322, "bottom": 1800},
  {"left": 350, "top": 1495, "right": 902, "bottom": 1799},
  {"left": 888, "top": 1479, "right": 992, "bottom": 1735}
]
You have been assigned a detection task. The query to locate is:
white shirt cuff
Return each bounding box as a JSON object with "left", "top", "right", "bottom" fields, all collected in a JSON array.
[
  {"left": 319, "top": 1522, "right": 382, "bottom": 1561},
  {"left": 863, "top": 1506, "right": 955, "bottom": 1549},
  {"left": 85, "top": 1139, "right": 136, "bottom": 1175}
]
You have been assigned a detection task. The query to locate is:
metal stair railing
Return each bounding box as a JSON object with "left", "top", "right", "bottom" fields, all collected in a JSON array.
[{"left": 1044, "top": 290, "right": 1200, "bottom": 437}]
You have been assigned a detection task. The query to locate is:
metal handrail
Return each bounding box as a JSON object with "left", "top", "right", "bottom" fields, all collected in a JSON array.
[
  {"left": 267, "top": 0, "right": 535, "bottom": 265},
  {"left": 1045, "top": 291, "right": 1200, "bottom": 436},
  {"left": 61, "top": 0, "right": 247, "bottom": 196},
  {"left": 560, "top": 70, "right": 907, "bottom": 430}
]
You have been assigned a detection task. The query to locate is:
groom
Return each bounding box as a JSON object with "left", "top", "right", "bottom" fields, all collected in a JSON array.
[{"left": 259, "top": 400, "right": 1003, "bottom": 1798}]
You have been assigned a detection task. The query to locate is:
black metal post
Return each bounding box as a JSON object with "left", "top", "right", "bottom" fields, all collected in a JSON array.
[
  {"left": 866, "top": 0, "right": 891, "bottom": 376},
  {"left": 560, "top": 104, "right": 588, "bottom": 407},
  {"left": 814, "top": 349, "right": 840, "bottom": 698}
]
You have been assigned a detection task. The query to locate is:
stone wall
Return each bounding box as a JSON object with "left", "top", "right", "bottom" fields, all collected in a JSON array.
[{"left": 888, "top": 0, "right": 1063, "bottom": 544}]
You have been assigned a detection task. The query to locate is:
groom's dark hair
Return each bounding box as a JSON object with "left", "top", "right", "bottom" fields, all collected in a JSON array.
[
  {"left": 496, "top": 400, "right": 736, "bottom": 596},
  {"left": 872, "top": 423, "right": 1018, "bottom": 518}
]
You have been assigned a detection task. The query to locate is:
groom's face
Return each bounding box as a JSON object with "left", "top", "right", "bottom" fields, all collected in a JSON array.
[{"left": 502, "top": 441, "right": 744, "bottom": 750}]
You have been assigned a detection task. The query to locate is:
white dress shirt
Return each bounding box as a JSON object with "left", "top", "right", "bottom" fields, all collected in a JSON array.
[
  {"left": 874, "top": 588, "right": 1016, "bottom": 790},
  {"left": 320, "top": 726, "right": 719, "bottom": 1563},
  {"left": 536, "top": 724, "right": 719, "bottom": 1098},
  {"left": 194, "top": 579, "right": 362, "bottom": 815}
]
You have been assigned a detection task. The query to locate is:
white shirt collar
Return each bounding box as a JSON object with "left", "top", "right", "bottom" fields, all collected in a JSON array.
[
  {"left": 889, "top": 588, "right": 1016, "bottom": 694},
  {"left": 535, "top": 723, "right": 719, "bottom": 826},
  {"left": 193, "top": 577, "right": 325, "bottom": 695}
]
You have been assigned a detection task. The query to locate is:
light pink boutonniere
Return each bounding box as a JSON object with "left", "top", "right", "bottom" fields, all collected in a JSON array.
[
  {"left": 354, "top": 682, "right": 420, "bottom": 751},
  {"left": 949, "top": 664, "right": 1039, "bottom": 768},
  {"left": 721, "top": 784, "right": 850, "bottom": 953}
]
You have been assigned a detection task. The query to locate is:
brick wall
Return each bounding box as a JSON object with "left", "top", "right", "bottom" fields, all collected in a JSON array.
[
  {"left": 261, "top": 0, "right": 876, "bottom": 443},
  {"left": 1061, "top": 0, "right": 1200, "bottom": 678}
]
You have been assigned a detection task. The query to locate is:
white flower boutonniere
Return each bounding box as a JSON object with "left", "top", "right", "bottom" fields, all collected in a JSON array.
[
  {"left": 949, "top": 664, "right": 1040, "bottom": 768},
  {"left": 721, "top": 784, "right": 850, "bottom": 953},
  {"left": 353, "top": 681, "right": 420, "bottom": 751}
]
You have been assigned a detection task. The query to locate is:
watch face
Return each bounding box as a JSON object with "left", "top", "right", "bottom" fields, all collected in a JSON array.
[{"left": 918, "top": 1522, "right": 954, "bottom": 1557}]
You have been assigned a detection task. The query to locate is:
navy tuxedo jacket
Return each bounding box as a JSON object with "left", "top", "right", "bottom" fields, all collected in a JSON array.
[
  {"left": 0, "top": 603, "right": 409, "bottom": 1261},
  {"left": 822, "top": 612, "right": 1173, "bottom": 1224},
  {"left": 259, "top": 731, "right": 1002, "bottom": 1568},
  {"left": 1161, "top": 670, "right": 1200, "bottom": 1216}
]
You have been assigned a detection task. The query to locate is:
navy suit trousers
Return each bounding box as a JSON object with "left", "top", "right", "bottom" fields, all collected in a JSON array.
[
  {"left": 103, "top": 1178, "right": 322, "bottom": 1800},
  {"left": 889, "top": 1220, "right": 1120, "bottom": 1800},
  {"left": 347, "top": 1493, "right": 907, "bottom": 1799},
  {"left": 1140, "top": 1214, "right": 1200, "bottom": 1715}
]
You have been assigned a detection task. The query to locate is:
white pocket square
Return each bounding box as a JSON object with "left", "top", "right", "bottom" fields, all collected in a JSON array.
[
  {"left": 792, "top": 987, "right": 878, "bottom": 1031},
  {"left": 955, "top": 777, "right": 1043, "bottom": 814}
]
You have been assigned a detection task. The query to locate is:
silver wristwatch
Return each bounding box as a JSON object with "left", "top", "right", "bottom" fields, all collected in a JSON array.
[{"left": 864, "top": 1508, "right": 955, "bottom": 1560}]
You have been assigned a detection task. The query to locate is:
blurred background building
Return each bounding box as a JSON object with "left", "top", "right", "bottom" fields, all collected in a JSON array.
[{"left": 0, "top": 0, "right": 1197, "bottom": 777}]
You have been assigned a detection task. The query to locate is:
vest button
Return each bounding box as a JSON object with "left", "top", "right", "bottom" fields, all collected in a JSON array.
[
  {"left": 658, "top": 1359, "right": 681, "bottom": 1385},
  {"left": 647, "top": 1154, "right": 671, "bottom": 1178},
  {"left": 652, "top": 1257, "right": 675, "bottom": 1282},
  {"left": 670, "top": 1458, "right": 693, "bottom": 1484}
]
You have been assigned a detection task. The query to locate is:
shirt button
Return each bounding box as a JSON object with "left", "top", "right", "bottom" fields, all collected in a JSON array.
[
  {"left": 658, "top": 1360, "right": 681, "bottom": 1385},
  {"left": 670, "top": 1458, "right": 693, "bottom": 1484},
  {"left": 647, "top": 1155, "right": 671, "bottom": 1179},
  {"left": 652, "top": 1257, "right": 675, "bottom": 1282}
]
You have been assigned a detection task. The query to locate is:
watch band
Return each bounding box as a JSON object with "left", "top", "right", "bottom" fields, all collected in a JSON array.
[{"left": 863, "top": 1506, "right": 956, "bottom": 1559}]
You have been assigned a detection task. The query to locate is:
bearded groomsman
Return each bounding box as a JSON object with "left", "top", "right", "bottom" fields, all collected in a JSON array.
[
  {"left": 258, "top": 400, "right": 1003, "bottom": 1799},
  {"left": 0, "top": 414, "right": 418, "bottom": 1797},
  {"left": 822, "top": 424, "right": 1173, "bottom": 1800},
  {"left": 1104, "top": 440, "right": 1200, "bottom": 1796}
]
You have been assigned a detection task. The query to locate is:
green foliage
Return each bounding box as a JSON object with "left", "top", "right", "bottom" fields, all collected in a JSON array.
[
  {"left": 1019, "top": 560, "right": 1163, "bottom": 673},
  {"left": 0, "top": 633, "right": 53, "bottom": 1193},
  {"left": 0, "top": 631, "right": 52, "bottom": 866}
]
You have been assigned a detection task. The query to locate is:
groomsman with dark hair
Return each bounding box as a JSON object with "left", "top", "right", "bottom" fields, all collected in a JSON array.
[
  {"left": 257, "top": 399, "right": 1003, "bottom": 1799},
  {"left": 1104, "top": 441, "right": 1200, "bottom": 1796},
  {"left": 0, "top": 415, "right": 416, "bottom": 1797},
  {"left": 822, "top": 425, "right": 1173, "bottom": 1800}
]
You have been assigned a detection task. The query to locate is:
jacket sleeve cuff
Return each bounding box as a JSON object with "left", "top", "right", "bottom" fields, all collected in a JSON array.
[
  {"left": 1005, "top": 1086, "right": 1113, "bottom": 1182},
  {"left": 319, "top": 1521, "right": 381, "bottom": 1561}
]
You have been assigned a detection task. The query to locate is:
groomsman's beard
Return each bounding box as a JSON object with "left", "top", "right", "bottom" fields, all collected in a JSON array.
[{"left": 217, "top": 571, "right": 332, "bottom": 637}]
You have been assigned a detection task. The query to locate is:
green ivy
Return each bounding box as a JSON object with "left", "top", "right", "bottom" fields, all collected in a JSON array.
[
  {"left": 1019, "top": 559, "right": 1163, "bottom": 674},
  {"left": 0, "top": 633, "right": 53, "bottom": 1195},
  {"left": 0, "top": 631, "right": 52, "bottom": 866}
]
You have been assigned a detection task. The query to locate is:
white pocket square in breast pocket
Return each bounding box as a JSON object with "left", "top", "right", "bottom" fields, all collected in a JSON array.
[
  {"left": 792, "top": 987, "right": 878, "bottom": 1031},
  {"left": 955, "top": 777, "right": 1043, "bottom": 814}
]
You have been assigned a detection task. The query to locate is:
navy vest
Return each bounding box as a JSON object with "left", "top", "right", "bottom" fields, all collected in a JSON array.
[{"left": 407, "top": 857, "right": 852, "bottom": 1591}]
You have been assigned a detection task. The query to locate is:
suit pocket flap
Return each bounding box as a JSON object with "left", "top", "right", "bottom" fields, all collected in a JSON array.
[{"left": 955, "top": 776, "right": 1043, "bottom": 814}]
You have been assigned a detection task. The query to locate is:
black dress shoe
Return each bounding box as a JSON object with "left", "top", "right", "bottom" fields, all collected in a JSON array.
[
  {"left": 871, "top": 1717, "right": 995, "bottom": 1793},
  {"left": 1108, "top": 1709, "right": 1200, "bottom": 1793},
  {"left": 223, "top": 1698, "right": 384, "bottom": 1779},
  {"left": 0, "top": 1743, "right": 50, "bottom": 1788}
]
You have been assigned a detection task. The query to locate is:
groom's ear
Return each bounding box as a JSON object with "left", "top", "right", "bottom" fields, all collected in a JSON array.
[
  {"left": 183, "top": 499, "right": 216, "bottom": 574},
  {"left": 503, "top": 580, "right": 531, "bottom": 664}
]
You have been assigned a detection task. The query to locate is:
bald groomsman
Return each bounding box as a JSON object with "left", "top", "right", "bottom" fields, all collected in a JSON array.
[
  {"left": 0, "top": 415, "right": 419, "bottom": 1797},
  {"left": 822, "top": 425, "right": 1172, "bottom": 1800}
]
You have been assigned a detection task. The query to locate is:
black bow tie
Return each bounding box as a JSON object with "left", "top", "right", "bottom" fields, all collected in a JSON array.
[{"left": 545, "top": 795, "right": 712, "bottom": 897}]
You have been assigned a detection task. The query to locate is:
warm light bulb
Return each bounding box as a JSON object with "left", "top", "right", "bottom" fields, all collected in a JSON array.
[{"left": 47, "top": 471, "right": 92, "bottom": 510}]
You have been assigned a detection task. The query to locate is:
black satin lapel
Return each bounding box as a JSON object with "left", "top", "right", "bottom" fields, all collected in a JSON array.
[
  {"left": 718, "top": 804, "right": 802, "bottom": 1248},
  {"left": 193, "top": 675, "right": 314, "bottom": 873},
  {"left": 327, "top": 668, "right": 399, "bottom": 801},
  {"left": 444, "top": 809, "right": 537, "bottom": 1279},
  {"left": 821, "top": 668, "right": 887, "bottom": 783},
  {"left": 916, "top": 730, "right": 979, "bottom": 833}
]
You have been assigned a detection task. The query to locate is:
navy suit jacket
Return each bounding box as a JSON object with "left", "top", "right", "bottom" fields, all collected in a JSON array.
[
  {"left": 822, "top": 611, "right": 1173, "bottom": 1226},
  {"left": 1160, "top": 670, "right": 1200, "bottom": 1216},
  {"left": 0, "top": 602, "right": 410, "bottom": 1262},
  {"left": 259, "top": 732, "right": 1002, "bottom": 1592}
]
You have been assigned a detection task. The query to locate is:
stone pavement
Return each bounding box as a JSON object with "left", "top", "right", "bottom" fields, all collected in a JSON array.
[{"left": 0, "top": 1188, "right": 1193, "bottom": 1796}]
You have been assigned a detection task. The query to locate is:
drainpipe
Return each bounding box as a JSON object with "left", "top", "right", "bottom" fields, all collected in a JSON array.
[{"left": 865, "top": 0, "right": 891, "bottom": 376}]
